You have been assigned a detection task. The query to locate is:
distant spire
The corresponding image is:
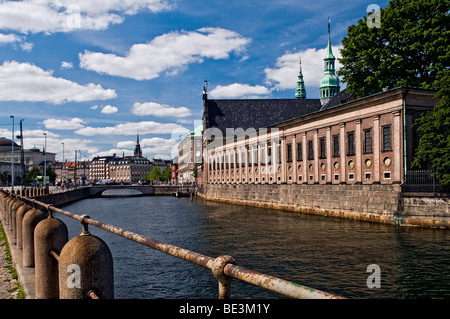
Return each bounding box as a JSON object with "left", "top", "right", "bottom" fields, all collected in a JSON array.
[
  {"left": 295, "top": 57, "right": 306, "bottom": 99},
  {"left": 134, "top": 133, "right": 142, "bottom": 158}
]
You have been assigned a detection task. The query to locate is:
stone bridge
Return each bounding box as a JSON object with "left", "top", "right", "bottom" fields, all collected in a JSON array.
[{"left": 88, "top": 185, "right": 155, "bottom": 197}]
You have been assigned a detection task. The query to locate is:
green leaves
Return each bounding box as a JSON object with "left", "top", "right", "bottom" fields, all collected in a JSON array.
[{"left": 338, "top": 0, "right": 450, "bottom": 97}]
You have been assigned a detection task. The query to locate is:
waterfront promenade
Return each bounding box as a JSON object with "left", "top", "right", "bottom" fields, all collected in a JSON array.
[{"left": 0, "top": 223, "right": 21, "bottom": 299}]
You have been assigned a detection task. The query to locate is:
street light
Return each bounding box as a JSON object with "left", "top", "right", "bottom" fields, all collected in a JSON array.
[
  {"left": 10, "top": 115, "right": 14, "bottom": 191},
  {"left": 43, "top": 133, "right": 47, "bottom": 187},
  {"left": 61, "top": 142, "right": 65, "bottom": 184}
]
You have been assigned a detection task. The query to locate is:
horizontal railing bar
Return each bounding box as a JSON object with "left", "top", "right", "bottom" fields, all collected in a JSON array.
[
  {"left": 224, "top": 264, "right": 344, "bottom": 299},
  {"left": 50, "top": 250, "right": 60, "bottom": 262},
  {"left": 10, "top": 192, "right": 343, "bottom": 299}
]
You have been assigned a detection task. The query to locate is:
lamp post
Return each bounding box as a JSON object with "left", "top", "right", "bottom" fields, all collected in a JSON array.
[
  {"left": 19, "top": 118, "right": 25, "bottom": 188},
  {"left": 43, "top": 133, "right": 47, "bottom": 187},
  {"left": 61, "top": 142, "right": 65, "bottom": 185},
  {"left": 10, "top": 115, "right": 14, "bottom": 191}
]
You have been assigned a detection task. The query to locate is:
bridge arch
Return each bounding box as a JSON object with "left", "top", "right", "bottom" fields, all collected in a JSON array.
[{"left": 88, "top": 185, "right": 154, "bottom": 197}]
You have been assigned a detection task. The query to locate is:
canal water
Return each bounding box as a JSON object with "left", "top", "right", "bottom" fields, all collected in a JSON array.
[{"left": 60, "top": 195, "right": 450, "bottom": 299}]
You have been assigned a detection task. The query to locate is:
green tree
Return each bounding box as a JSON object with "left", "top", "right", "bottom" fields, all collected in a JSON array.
[
  {"left": 46, "top": 166, "right": 57, "bottom": 184},
  {"left": 338, "top": 0, "right": 449, "bottom": 97},
  {"left": 161, "top": 165, "right": 171, "bottom": 181},
  {"left": 25, "top": 167, "right": 39, "bottom": 182},
  {"left": 148, "top": 166, "right": 161, "bottom": 181},
  {"left": 412, "top": 70, "right": 450, "bottom": 188}
]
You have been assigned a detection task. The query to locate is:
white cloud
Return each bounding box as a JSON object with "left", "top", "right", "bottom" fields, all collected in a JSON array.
[
  {"left": 79, "top": 27, "right": 250, "bottom": 80},
  {"left": 61, "top": 61, "right": 73, "bottom": 69},
  {"left": 0, "top": 33, "right": 32, "bottom": 51},
  {"left": 74, "top": 121, "right": 189, "bottom": 136},
  {"left": 0, "top": 33, "right": 22, "bottom": 44},
  {"left": 116, "top": 137, "right": 178, "bottom": 154},
  {"left": 42, "top": 118, "right": 86, "bottom": 130},
  {"left": 264, "top": 45, "right": 343, "bottom": 90},
  {"left": 20, "top": 42, "right": 33, "bottom": 51},
  {"left": 90, "top": 105, "right": 99, "bottom": 110},
  {"left": 101, "top": 105, "right": 118, "bottom": 114},
  {"left": 23, "top": 130, "right": 59, "bottom": 138},
  {"left": 209, "top": 83, "right": 271, "bottom": 99},
  {"left": 131, "top": 102, "right": 191, "bottom": 118},
  {"left": 23, "top": 136, "right": 98, "bottom": 160},
  {"left": 0, "top": 0, "right": 174, "bottom": 34},
  {"left": 0, "top": 61, "right": 117, "bottom": 104}
]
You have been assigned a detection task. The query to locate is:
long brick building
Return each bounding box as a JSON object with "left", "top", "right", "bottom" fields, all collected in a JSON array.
[{"left": 197, "top": 21, "right": 447, "bottom": 229}]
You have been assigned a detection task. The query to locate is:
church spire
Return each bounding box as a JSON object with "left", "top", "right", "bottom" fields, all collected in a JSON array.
[
  {"left": 134, "top": 133, "right": 142, "bottom": 158},
  {"left": 320, "top": 17, "right": 340, "bottom": 104},
  {"left": 295, "top": 57, "right": 306, "bottom": 99}
]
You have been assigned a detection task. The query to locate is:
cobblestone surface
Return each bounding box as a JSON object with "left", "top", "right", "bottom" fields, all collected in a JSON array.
[{"left": 0, "top": 225, "right": 19, "bottom": 299}]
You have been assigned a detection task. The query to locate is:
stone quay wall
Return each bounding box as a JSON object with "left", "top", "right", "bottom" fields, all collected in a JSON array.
[
  {"left": 33, "top": 188, "right": 91, "bottom": 207},
  {"left": 200, "top": 183, "right": 450, "bottom": 229}
]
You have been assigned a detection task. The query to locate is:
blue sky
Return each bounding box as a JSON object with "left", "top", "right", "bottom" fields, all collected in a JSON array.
[{"left": 0, "top": 0, "right": 389, "bottom": 162}]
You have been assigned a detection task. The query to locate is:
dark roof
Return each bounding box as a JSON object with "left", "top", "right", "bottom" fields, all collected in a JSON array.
[
  {"left": 321, "top": 89, "right": 356, "bottom": 111},
  {"left": 205, "top": 98, "right": 321, "bottom": 134},
  {"left": 204, "top": 90, "right": 358, "bottom": 135}
]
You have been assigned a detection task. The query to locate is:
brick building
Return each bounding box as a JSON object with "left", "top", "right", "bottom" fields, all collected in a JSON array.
[{"left": 201, "top": 22, "right": 437, "bottom": 189}]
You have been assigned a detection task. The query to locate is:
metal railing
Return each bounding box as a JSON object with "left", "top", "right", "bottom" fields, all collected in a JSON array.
[
  {"left": 403, "top": 170, "right": 447, "bottom": 193},
  {"left": 3, "top": 190, "right": 345, "bottom": 299}
]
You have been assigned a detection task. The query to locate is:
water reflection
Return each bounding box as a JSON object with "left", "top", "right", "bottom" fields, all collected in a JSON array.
[{"left": 60, "top": 196, "right": 450, "bottom": 299}]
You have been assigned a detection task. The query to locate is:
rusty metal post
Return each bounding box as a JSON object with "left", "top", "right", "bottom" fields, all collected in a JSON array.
[
  {"left": 211, "top": 255, "right": 235, "bottom": 299},
  {"left": 22, "top": 208, "right": 46, "bottom": 267},
  {"left": 59, "top": 216, "right": 114, "bottom": 299},
  {"left": 15, "top": 204, "right": 32, "bottom": 250},
  {"left": 34, "top": 211, "right": 68, "bottom": 299}
]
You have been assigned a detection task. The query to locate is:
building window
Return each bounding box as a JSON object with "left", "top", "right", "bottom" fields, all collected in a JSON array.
[
  {"left": 319, "top": 138, "right": 326, "bottom": 159},
  {"left": 308, "top": 140, "right": 314, "bottom": 160},
  {"left": 347, "top": 132, "right": 355, "bottom": 156},
  {"left": 382, "top": 125, "right": 392, "bottom": 151},
  {"left": 287, "top": 144, "right": 292, "bottom": 162},
  {"left": 364, "top": 129, "right": 372, "bottom": 154},
  {"left": 297, "top": 142, "right": 302, "bottom": 161},
  {"left": 276, "top": 143, "right": 281, "bottom": 164},
  {"left": 261, "top": 146, "right": 266, "bottom": 165},
  {"left": 333, "top": 135, "right": 339, "bottom": 157}
]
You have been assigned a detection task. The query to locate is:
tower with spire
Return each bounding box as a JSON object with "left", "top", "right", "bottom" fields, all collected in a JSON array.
[
  {"left": 134, "top": 134, "right": 142, "bottom": 158},
  {"left": 319, "top": 18, "right": 340, "bottom": 105},
  {"left": 295, "top": 57, "right": 306, "bottom": 99}
]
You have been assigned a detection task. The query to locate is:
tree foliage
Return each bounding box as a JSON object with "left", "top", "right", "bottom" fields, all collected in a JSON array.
[
  {"left": 161, "top": 165, "right": 171, "bottom": 181},
  {"left": 412, "top": 70, "right": 450, "bottom": 187},
  {"left": 338, "top": 0, "right": 449, "bottom": 97},
  {"left": 148, "top": 166, "right": 161, "bottom": 181}
]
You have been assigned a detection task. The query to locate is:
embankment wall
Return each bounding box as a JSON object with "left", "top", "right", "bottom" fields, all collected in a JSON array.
[{"left": 199, "top": 184, "right": 449, "bottom": 229}]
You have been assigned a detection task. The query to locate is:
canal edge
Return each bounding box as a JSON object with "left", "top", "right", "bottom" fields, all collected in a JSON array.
[{"left": 0, "top": 220, "right": 34, "bottom": 299}]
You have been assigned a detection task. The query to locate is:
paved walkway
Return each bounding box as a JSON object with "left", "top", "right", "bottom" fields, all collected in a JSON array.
[{"left": 0, "top": 223, "right": 20, "bottom": 299}]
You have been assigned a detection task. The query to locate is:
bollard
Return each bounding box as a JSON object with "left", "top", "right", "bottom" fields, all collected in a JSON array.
[
  {"left": 3, "top": 196, "right": 12, "bottom": 226},
  {"left": 0, "top": 192, "right": 7, "bottom": 219},
  {"left": 34, "top": 212, "right": 68, "bottom": 299},
  {"left": 15, "top": 204, "right": 32, "bottom": 250},
  {"left": 10, "top": 200, "right": 24, "bottom": 244},
  {"left": 59, "top": 216, "right": 114, "bottom": 299},
  {"left": 7, "top": 198, "right": 18, "bottom": 231},
  {"left": 22, "top": 208, "right": 46, "bottom": 267}
]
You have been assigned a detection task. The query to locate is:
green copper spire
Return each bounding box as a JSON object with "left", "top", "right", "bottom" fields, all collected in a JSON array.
[
  {"left": 295, "top": 57, "right": 306, "bottom": 99},
  {"left": 320, "top": 17, "right": 340, "bottom": 102}
]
